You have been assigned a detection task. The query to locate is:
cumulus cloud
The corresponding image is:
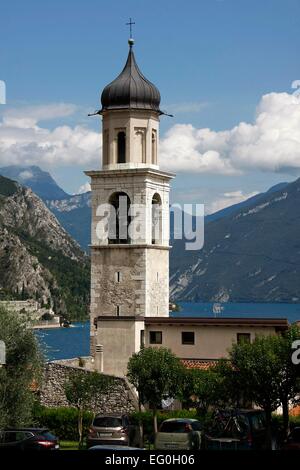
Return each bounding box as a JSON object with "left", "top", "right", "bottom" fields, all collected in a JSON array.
[
  {"left": 2, "top": 92, "right": 300, "bottom": 176},
  {"left": 207, "top": 190, "right": 259, "bottom": 214},
  {"left": 160, "top": 92, "right": 300, "bottom": 174},
  {"left": 0, "top": 103, "right": 101, "bottom": 168}
]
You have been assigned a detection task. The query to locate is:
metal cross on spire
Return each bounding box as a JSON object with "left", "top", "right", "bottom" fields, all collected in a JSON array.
[{"left": 126, "top": 18, "right": 135, "bottom": 39}]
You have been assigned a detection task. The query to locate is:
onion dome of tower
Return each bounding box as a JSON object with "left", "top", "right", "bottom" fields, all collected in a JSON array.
[{"left": 101, "top": 39, "right": 161, "bottom": 113}]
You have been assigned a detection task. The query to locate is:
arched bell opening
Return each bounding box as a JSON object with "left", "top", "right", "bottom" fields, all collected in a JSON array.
[{"left": 108, "top": 192, "right": 131, "bottom": 244}]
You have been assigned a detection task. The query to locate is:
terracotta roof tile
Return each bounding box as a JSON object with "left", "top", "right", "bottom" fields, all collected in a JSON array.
[{"left": 181, "top": 359, "right": 219, "bottom": 370}]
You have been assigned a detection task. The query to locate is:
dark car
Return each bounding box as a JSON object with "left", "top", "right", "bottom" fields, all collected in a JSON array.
[
  {"left": 0, "top": 428, "right": 59, "bottom": 450},
  {"left": 87, "top": 414, "right": 140, "bottom": 448},
  {"left": 205, "top": 409, "right": 269, "bottom": 450},
  {"left": 282, "top": 427, "right": 300, "bottom": 450}
]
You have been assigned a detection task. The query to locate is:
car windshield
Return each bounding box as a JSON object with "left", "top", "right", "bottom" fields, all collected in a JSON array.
[
  {"left": 39, "top": 431, "right": 56, "bottom": 440},
  {"left": 93, "top": 417, "right": 122, "bottom": 428},
  {"left": 209, "top": 415, "right": 249, "bottom": 438},
  {"left": 159, "top": 422, "right": 190, "bottom": 433}
]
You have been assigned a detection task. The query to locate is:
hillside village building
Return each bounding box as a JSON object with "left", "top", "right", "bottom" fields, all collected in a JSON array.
[{"left": 86, "top": 38, "right": 288, "bottom": 377}]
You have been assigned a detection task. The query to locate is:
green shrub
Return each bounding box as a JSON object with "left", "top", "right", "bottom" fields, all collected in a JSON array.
[{"left": 32, "top": 405, "right": 93, "bottom": 441}]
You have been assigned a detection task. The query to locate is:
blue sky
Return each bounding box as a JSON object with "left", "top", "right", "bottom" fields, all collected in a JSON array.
[{"left": 1, "top": 0, "right": 300, "bottom": 211}]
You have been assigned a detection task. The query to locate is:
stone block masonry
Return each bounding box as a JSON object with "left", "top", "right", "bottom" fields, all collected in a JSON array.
[{"left": 39, "top": 361, "right": 139, "bottom": 414}]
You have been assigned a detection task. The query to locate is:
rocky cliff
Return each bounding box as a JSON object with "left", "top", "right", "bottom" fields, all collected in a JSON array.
[{"left": 0, "top": 175, "right": 90, "bottom": 320}]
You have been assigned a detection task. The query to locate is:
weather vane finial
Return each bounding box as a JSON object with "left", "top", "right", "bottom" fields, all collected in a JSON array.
[{"left": 126, "top": 18, "right": 135, "bottom": 47}]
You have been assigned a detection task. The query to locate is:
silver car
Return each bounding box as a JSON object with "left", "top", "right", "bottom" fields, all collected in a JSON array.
[
  {"left": 87, "top": 414, "right": 140, "bottom": 448},
  {"left": 155, "top": 418, "right": 202, "bottom": 450}
]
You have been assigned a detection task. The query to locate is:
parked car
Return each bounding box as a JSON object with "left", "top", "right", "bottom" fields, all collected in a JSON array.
[
  {"left": 282, "top": 427, "right": 300, "bottom": 450},
  {"left": 155, "top": 418, "right": 203, "bottom": 450},
  {"left": 0, "top": 428, "right": 59, "bottom": 450},
  {"left": 87, "top": 414, "right": 140, "bottom": 448},
  {"left": 205, "top": 409, "right": 269, "bottom": 450}
]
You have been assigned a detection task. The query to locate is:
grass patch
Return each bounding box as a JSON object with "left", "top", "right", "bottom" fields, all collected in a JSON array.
[{"left": 60, "top": 440, "right": 80, "bottom": 450}]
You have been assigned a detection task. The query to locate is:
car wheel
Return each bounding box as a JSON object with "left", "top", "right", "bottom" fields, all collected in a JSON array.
[{"left": 191, "top": 435, "right": 200, "bottom": 450}]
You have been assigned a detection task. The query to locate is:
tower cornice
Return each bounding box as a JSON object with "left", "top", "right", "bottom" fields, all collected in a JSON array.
[{"left": 85, "top": 168, "right": 175, "bottom": 180}]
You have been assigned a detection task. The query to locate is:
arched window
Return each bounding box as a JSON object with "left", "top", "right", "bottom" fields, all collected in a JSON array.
[
  {"left": 117, "top": 131, "right": 126, "bottom": 163},
  {"left": 108, "top": 192, "right": 131, "bottom": 244},
  {"left": 152, "top": 193, "right": 162, "bottom": 244}
]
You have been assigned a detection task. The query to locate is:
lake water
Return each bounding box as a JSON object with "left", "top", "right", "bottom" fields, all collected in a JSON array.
[{"left": 35, "top": 302, "right": 300, "bottom": 361}]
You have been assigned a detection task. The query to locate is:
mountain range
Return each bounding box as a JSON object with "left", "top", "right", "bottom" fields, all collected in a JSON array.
[
  {"left": 170, "top": 177, "right": 300, "bottom": 303},
  {"left": 0, "top": 164, "right": 299, "bottom": 304}
]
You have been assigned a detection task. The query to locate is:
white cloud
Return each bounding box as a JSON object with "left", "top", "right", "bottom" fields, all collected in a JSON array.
[
  {"left": 2, "top": 92, "right": 300, "bottom": 176},
  {"left": 160, "top": 92, "right": 300, "bottom": 175},
  {"left": 2, "top": 103, "right": 78, "bottom": 128},
  {"left": 0, "top": 103, "right": 101, "bottom": 168},
  {"left": 207, "top": 190, "right": 259, "bottom": 214},
  {"left": 77, "top": 182, "right": 91, "bottom": 194}
]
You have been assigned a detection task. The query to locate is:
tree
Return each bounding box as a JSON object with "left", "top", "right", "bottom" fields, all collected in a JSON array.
[
  {"left": 225, "top": 327, "right": 300, "bottom": 446},
  {"left": 127, "top": 347, "right": 185, "bottom": 434},
  {"left": 64, "top": 370, "right": 113, "bottom": 447},
  {"left": 181, "top": 367, "right": 232, "bottom": 416},
  {"left": 273, "top": 325, "right": 300, "bottom": 438},
  {"left": 0, "top": 306, "right": 43, "bottom": 429},
  {"left": 228, "top": 334, "right": 283, "bottom": 448}
]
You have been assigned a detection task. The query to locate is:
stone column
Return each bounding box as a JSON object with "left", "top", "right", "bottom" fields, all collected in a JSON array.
[{"left": 95, "top": 344, "right": 104, "bottom": 372}]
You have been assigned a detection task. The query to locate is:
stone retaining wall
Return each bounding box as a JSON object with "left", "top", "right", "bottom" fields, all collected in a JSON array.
[{"left": 40, "top": 361, "right": 139, "bottom": 414}]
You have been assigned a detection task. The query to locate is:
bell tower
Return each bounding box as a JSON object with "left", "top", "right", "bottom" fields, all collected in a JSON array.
[{"left": 86, "top": 37, "right": 174, "bottom": 376}]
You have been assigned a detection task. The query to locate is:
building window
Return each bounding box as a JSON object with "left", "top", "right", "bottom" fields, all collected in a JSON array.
[
  {"left": 115, "top": 271, "right": 122, "bottom": 283},
  {"left": 116, "top": 305, "right": 120, "bottom": 316},
  {"left": 140, "top": 330, "right": 145, "bottom": 349},
  {"left": 182, "top": 332, "right": 195, "bottom": 345},
  {"left": 149, "top": 331, "right": 162, "bottom": 344},
  {"left": 117, "top": 131, "right": 126, "bottom": 163},
  {"left": 237, "top": 333, "right": 251, "bottom": 344}
]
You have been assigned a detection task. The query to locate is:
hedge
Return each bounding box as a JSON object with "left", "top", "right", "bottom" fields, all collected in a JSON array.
[
  {"left": 32, "top": 406, "right": 205, "bottom": 442},
  {"left": 32, "top": 404, "right": 94, "bottom": 441}
]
